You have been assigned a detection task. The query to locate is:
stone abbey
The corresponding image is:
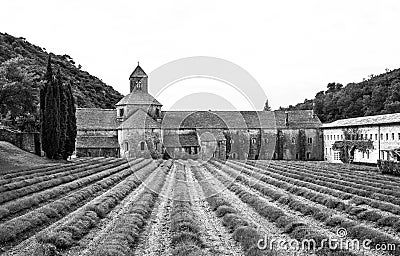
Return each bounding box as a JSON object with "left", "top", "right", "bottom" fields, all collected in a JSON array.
[{"left": 75, "top": 64, "right": 324, "bottom": 160}]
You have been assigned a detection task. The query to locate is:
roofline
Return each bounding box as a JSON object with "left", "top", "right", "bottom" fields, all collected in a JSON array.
[
  {"left": 322, "top": 121, "right": 400, "bottom": 129},
  {"left": 76, "top": 108, "right": 116, "bottom": 111}
]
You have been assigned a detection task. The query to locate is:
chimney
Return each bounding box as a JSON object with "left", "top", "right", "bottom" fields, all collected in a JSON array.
[{"left": 285, "top": 111, "right": 289, "bottom": 126}]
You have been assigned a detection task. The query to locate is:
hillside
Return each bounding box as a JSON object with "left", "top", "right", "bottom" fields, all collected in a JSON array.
[
  {"left": 0, "top": 32, "right": 123, "bottom": 109},
  {"left": 0, "top": 141, "right": 57, "bottom": 172},
  {"left": 280, "top": 69, "right": 400, "bottom": 123}
]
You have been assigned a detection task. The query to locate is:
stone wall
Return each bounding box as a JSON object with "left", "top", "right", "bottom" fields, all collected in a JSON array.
[{"left": 0, "top": 127, "right": 39, "bottom": 154}]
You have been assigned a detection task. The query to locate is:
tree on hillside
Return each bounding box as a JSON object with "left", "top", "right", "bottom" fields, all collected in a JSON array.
[
  {"left": 0, "top": 57, "right": 38, "bottom": 129},
  {"left": 41, "top": 55, "right": 61, "bottom": 159},
  {"left": 41, "top": 56, "right": 77, "bottom": 160},
  {"left": 64, "top": 81, "right": 77, "bottom": 160},
  {"left": 263, "top": 100, "right": 271, "bottom": 111},
  {"left": 57, "top": 69, "right": 67, "bottom": 158}
]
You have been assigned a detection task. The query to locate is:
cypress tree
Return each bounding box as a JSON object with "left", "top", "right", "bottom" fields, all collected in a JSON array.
[
  {"left": 42, "top": 57, "right": 60, "bottom": 159},
  {"left": 57, "top": 70, "right": 67, "bottom": 159},
  {"left": 64, "top": 81, "right": 77, "bottom": 159},
  {"left": 40, "top": 55, "right": 51, "bottom": 153}
]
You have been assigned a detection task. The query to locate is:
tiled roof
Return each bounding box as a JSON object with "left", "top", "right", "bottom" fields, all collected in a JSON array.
[
  {"left": 118, "top": 109, "right": 160, "bottom": 129},
  {"left": 76, "top": 108, "right": 118, "bottom": 130},
  {"left": 76, "top": 136, "right": 119, "bottom": 148},
  {"left": 160, "top": 110, "right": 321, "bottom": 129},
  {"left": 130, "top": 65, "right": 147, "bottom": 78},
  {"left": 116, "top": 92, "right": 162, "bottom": 106},
  {"left": 163, "top": 133, "right": 199, "bottom": 147},
  {"left": 199, "top": 130, "right": 226, "bottom": 141},
  {"left": 274, "top": 110, "right": 321, "bottom": 129},
  {"left": 322, "top": 113, "right": 400, "bottom": 128}
]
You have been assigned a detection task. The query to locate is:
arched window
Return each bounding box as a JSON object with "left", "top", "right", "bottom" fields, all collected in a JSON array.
[
  {"left": 119, "top": 108, "right": 124, "bottom": 117},
  {"left": 231, "top": 152, "right": 238, "bottom": 159},
  {"left": 140, "top": 141, "right": 146, "bottom": 151},
  {"left": 136, "top": 81, "right": 142, "bottom": 90},
  {"left": 251, "top": 138, "right": 257, "bottom": 144}
]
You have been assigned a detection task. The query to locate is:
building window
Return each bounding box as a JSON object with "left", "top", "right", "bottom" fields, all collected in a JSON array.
[
  {"left": 330, "top": 148, "right": 332, "bottom": 155},
  {"left": 367, "top": 150, "right": 370, "bottom": 159},
  {"left": 231, "top": 152, "right": 238, "bottom": 159},
  {"left": 370, "top": 134, "right": 373, "bottom": 140},
  {"left": 306, "top": 152, "right": 311, "bottom": 159},
  {"left": 360, "top": 134, "right": 363, "bottom": 140},
  {"left": 140, "top": 141, "right": 145, "bottom": 151},
  {"left": 334, "top": 152, "right": 340, "bottom": 161},
  {"left": 386, "top": 133, "right": 389, "bottom": 140},
  {"left": 381, "top": 134, "right": 383, "bottom": 140},
  {"left": 136, "top": 81, "right": 142, "bottom": 89},
  {"left": 308, "top": 138, "right": 313, "bottom": 144},
  {"left": 124, "top": 142, "right": 129, "bottom": 151},
  {"left": 387, "top": 152, "right": 390, "bottom": 160},
  {"left": 362, "top": 151, "right": 365, "bottom": 158},
  {"left": 251, "top": 138, "right": 257, "bottom": 144},
  {"left": 292, "top": 137, "right": 296, "bottom": 144},
  {"left": 392, "top": 133, "right": 395, "bottom": 140},
  {"left": 399, "top": 133, "right": 400, "bottom": 140},
  {"left": 375, "top": 134, "right": 378, "bottom": 140},
  {"left": 325, "top": 148, "right": 328, "bottom": 155},
  {"left": 296, "top": 153, "right": 299, "bottom": 160},
  {"left": 330, "top": 135, "right": 333, "bottom": 140},
  {"left": 341, "top": 135, "right": 343, "bottom": 140},
  {"left": 119, "top": 108, "right": 124, "bottom": 117}
]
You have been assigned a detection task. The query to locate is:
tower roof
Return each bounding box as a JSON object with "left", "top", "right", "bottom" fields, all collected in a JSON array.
[
  {"left": 129, "top": 63, "right": 147, "bottom": 78},
  {"left": 116, "top": 91, "right": 162, "bottom": 106}
]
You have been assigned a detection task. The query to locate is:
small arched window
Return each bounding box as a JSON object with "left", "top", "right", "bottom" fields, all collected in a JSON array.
[
  {"left": 136, "top": 81, "right": 142, "bottom": 90},
  {"left": 140, "top": 141, "right": 145, "bottom": 151}
]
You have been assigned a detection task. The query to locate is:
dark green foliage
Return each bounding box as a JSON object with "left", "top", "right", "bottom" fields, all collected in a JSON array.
[
  {"left": 0, "top": 32, "right": 123, "bottom": 131},
  {"left": 280, "top": 69, "right": 400, "bottom": 122},
  {"left": 57, "top": 70, "right": 67, "bottom": 158},
  {"left": 41, "top": 57, "right": 77, "bottom": 159},
  {"left": 42, "top": 56, "right": 60, "bottom": 159},
  {"left": 378, "top": 160, "right": 400, "bottom": 176},
  {"left": 232, "top": 226, "right": 262, "bottom": 251}
]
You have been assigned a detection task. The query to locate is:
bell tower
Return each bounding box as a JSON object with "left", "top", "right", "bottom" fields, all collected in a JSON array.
[{"left": 129, "top": 62, "right": 148, "bottom": 93}]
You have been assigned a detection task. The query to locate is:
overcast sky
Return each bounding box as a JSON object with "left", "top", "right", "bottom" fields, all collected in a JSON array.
[{"left": 2, "top": 0, "right": 400, "bottom": 110}]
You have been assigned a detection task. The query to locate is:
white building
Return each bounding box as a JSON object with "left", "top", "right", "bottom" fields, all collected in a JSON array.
[{"left": 322, "top": 113, "right": 400, "bottom": 164}]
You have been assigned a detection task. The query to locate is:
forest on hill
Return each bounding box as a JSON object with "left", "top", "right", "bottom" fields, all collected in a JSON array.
[
  {"left": 280, "top": 69, "right": 400, "bottom": 123},
  {"left": 0, "top": 32, "right": 123, "bottom": 130}
]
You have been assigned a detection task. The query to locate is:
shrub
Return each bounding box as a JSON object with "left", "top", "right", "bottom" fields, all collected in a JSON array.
[
  {"left": 171, "top": 231, "right": 203, "bottom": 248},
  {"left": 222, "top": 213, "right": 250, "bottom": 231},
  {"left": 357, "top": 210, "right": 382, "bottom": 222},
  {"left": 376, "top": 216, "right": 400, "bottom": 228},
  {"left": 171, "top": 244, "right": 204, "bottom": 256},
  {"left": 232, "top": 226, "right": 261, "bottom": 251},
  {"left": 215, "top": 205, "right": 236, "bottom": 217}
]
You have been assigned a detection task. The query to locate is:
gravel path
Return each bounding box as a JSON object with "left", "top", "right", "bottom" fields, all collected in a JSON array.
[
  {"left": 184, "top": 162, "right": 244, "bottom": 256},
  {"left": 132, "top": 164, "right": 176, "bottom": 256}
]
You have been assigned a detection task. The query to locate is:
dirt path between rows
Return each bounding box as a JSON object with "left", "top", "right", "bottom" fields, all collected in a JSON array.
[
  {"left": 184, "top": 162, "right": 244, "bottom": 256},
  {"left": 132, "top": 164, "right": 176, "bottom": 256}
]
